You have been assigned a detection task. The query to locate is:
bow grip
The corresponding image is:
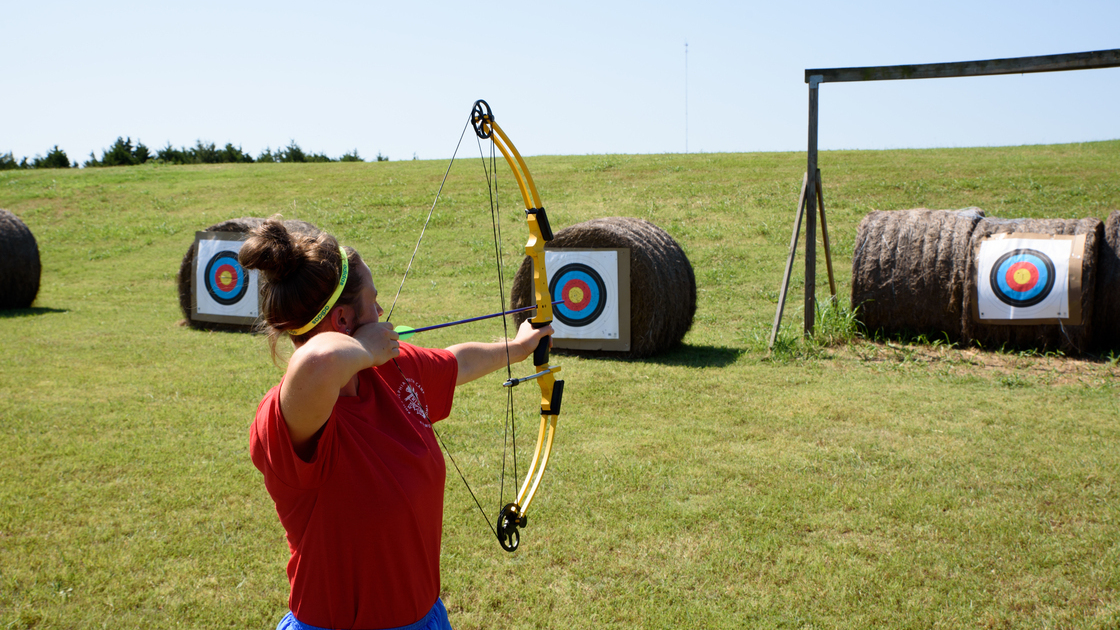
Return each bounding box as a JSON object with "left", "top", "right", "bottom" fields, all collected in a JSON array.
[
  {"left": 531, "top": 320, "right": 551, "bottom": 366},
  {"left": 527, "top": 207, "right": 553, "bottom": 241}
]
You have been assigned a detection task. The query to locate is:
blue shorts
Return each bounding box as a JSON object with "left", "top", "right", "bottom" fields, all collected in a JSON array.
[{"left": 277, "top": 597, "right": 452, "bottom": 630}]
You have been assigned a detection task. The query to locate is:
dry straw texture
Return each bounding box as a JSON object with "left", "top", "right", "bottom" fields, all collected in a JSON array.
[
  {"left": 176, "top": 217, "right": 320, "bottom": 331},
  {"left": 1092, "top": 211, "right": 1120, "bottom": 351},
  {"left": 962, "top": 216, "right": 1102, "bottom": 354},
  {"left": 509, "top": 216, "right": 695, "bottom": 359},
  {"left": 850, "top": 208, "right": 985, "bottom": 342},
  {"left": 0, "top": 208, "right": 41, "bottom": 310}
]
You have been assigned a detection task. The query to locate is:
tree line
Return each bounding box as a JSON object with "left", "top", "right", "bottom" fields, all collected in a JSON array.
[{"left": 1, "top": 138, "right": 389, "bottom": 170}]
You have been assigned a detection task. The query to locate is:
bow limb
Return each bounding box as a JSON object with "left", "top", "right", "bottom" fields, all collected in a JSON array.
[{"left": 472, "top": 100, "right": 565, "bottom": 552}]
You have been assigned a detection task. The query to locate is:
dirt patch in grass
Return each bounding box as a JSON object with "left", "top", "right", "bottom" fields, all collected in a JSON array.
[{"left": 836, "top": 339, "right": 1119, "bottom": 387}]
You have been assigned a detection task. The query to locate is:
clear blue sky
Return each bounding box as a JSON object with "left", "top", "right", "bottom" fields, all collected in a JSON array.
[{"left": 3, "top": 1, "right": 1118, "bottom": 164}]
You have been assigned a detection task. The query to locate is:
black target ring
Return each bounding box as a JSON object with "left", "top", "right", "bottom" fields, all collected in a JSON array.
[
  {"left": 549, "top": 262, "right": 607, "bottom": 328},
  {"left": 204, "top": 250, "right": 249, "bottom": 306}
]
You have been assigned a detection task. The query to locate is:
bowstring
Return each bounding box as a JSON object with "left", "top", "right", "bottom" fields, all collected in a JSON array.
[
  {"left": 386, "top": 108, "right": 521, "bottom": 544},
  {"left": 386, "top": 116, "right": 471, "bottom": 324},
  {"left": 477, "top": 132, "right": 519, "bottom": 511},
  {"left": 391, "top": 356, "right": 498, "bottom": 538}
]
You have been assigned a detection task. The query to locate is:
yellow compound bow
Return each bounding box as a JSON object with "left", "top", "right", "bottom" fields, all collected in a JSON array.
[{"left": 468, "top": 99, "right": 565, "bottom": 552}]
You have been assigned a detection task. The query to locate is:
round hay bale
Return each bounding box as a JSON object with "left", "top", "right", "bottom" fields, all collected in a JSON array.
[
  {"left": 961, "top": 216, "right": 1102, "bottom": 354},
  {"left": 508, "top": 217, "right": 696, "bottom": 359},
  {"left": 177, "top": 217, "right": 320, "bottom": 331},
  {"left": 0, "top": 209, "right": 41, "bottom": 310},
  {"left": 1092, "top": 211, "right": 1120, "bottom": 351},
  {"left": 850, "top": 207, "right": 984, "bottom": 342},
  {"left": 1093, "top": 209, "right": 1120, "bottom": 347}
]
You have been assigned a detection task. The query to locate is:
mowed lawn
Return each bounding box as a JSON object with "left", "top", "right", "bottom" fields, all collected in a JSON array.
[{"left": 1, "top": 142, "right": 1118, "bottom": 629}]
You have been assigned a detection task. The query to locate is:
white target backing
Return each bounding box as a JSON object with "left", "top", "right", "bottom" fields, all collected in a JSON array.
[
  {"left": 543, "top": 249, "right": 630, "bottom": 351},
  {"left": 975, "top": 233, "right": 1084, "bottom": 324},
  {"left": 193, "top": 231, "right": 260, "bottom": 324}
]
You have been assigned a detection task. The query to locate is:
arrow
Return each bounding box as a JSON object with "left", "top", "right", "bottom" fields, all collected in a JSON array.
[{"left": 394, "top": 300, "right": 562, "bottom": 340}]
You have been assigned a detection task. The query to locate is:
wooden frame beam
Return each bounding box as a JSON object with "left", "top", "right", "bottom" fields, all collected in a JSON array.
[{"left": 805, "top": 48, "right": 1120, "bottom": 84}]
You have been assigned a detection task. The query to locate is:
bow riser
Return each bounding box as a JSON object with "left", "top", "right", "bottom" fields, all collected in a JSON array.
[{"left": 525, "top": 217, "right": 555, "bottom": 328}]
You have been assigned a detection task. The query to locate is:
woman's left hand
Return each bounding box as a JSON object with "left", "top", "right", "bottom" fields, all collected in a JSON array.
[{"left": 509, "top": 319, "right": 554, "bottom": 364}]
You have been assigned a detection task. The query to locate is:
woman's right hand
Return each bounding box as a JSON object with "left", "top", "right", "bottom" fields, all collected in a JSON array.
[{"left": 353, "top": 321, "right": 400, "bottom": 367}]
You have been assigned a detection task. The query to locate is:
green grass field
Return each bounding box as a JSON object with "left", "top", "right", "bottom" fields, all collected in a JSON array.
[{"left": 2, "top": 142, "right": 1118, "bottom": 629}]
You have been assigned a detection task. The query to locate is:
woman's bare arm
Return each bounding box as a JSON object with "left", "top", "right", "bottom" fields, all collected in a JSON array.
[
  {"left": 279, "top": 322, "right": 399, "bottom": 448},
  {"left": 447, "top": 320, "right": 554, "bottom": 386}
]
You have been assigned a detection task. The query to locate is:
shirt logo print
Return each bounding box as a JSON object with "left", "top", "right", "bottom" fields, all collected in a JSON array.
[{"left": 396, "top": 378, "right": 431, "bottom": 427}]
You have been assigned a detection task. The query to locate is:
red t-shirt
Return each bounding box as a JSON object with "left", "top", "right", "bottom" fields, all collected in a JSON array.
[{"left": 250, "top": 343, "right": 457, "bottom": 629}]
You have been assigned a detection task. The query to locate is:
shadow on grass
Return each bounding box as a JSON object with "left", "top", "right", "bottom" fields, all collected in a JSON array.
[
  {"left": 178, "top": 319, "right": 262, "bottom": 334},
  {"left": 556, "top": 343, "right": 744, "bottom": 368},
  {"left": 649, "top": 344, "right": 745, "bottom": 368},
  {"left": 0, "top": 307, "right": 69, "bottom": 319}
]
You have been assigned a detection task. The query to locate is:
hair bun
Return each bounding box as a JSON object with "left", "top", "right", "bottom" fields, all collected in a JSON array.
[{"left": 239, "top": 219, "right": 306, "bottom": 282}]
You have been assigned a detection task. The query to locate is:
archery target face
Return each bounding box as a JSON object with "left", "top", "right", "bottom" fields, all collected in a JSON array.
[
  {"left": 545, "top": 250, "right": 619, "bottom": 340},
  {"left": 977, "top": 238, "right": 1072, "bottom": 320},
  {"left": 195, "top": 236, "right": 259, "bottom": 318},
  {"left": 989, "top": 249, "right": 1054, "bottom": 308},
  {"left": 205, "top": 251, "right": 249, "bottom": 305}
]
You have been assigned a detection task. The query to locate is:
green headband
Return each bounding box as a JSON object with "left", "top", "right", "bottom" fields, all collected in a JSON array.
[{"left": 290, "top": 246, "right": 349, "bottom": 335}]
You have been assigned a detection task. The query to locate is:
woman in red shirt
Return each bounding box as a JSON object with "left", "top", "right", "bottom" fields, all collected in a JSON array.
[{"left": 239, "top": 218, "right": 550, "bottom": 630}]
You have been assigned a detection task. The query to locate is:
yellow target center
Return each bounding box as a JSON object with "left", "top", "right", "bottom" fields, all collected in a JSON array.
[
  {"left": 1013, "top": 269, "right": 1032, "bottom": 285},
  {"left": 567, "top": 287, "right": 585, "bottom": 304},
  {"left": 219, "top": 270, "right": 234, "bottom": 286}
]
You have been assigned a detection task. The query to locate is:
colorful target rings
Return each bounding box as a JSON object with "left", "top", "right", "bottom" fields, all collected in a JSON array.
[
  {"left": 549, "top": 263, "right": 607, "bottom": 327},
  {"left": 204, "top": 250, "right": 249, "bottom": 306},
  {"left": 989, "top": 248, "right": 1055, "bottom": 308}
]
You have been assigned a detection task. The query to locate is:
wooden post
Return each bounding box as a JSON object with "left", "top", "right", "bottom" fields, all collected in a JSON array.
[
  {"left": 768, "top": 172, "right": 810, "bottom": 351},
  {"left": 815, "top": 169, "right": 836, "bottom": 298},
  {"left": 804, "top": 76, "right": 822, "bottom": 334}
]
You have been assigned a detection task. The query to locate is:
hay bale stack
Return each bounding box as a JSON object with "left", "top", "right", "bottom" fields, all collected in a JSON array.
[
  {"left": 509, "top": 217, "right": 695, "bottom": 359},
  {"left": 0, "top": 209, "right": 41, "bottom": 310},
  {"left": 961, "top": 216, "right": 1102, "bottom": 353},
  {"left": 177, "top": 217, "right": 320, "bottom": 331},
  {"left": 850, "top": 208, "right": 985, "bottom": 341},
  {"left": 1092, "top": 211, "right": 1120, "bottom": 351}
]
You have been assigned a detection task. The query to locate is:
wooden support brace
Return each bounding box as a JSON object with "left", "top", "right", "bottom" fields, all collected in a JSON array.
[{"left": 768, "top": 172, "right": 810, "bottom": 352}]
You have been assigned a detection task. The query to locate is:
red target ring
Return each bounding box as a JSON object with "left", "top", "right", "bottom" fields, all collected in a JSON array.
[
  {"left": 562, "top": 278, "right": 593, "bottom": 311},
  {"left": 1004, "top": 261, "right": 1039, "bottom": 293},
  {"left": 214, "top": 264, "right": 240, "bottom": 292}
]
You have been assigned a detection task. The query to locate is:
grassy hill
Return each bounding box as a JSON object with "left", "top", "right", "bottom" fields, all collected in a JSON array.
[{"left": 1, "top": 142, "right": 1118, "bottom": 628}]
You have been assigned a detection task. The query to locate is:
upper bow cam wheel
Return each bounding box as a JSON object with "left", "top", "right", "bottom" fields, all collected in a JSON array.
[{"left": 471, "top": 99, "right": 494, "bottom": 139}]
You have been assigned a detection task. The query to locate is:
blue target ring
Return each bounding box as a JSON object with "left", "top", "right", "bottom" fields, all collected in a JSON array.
[
  {"left": 204, "top": 250, "right": 249, "bottom": 306},
  {"left": 549, "top": 263, "right": 607, "bottom": 327},
  {"left": 989, "top": 248, "right": 1055, "bottom": 308}
]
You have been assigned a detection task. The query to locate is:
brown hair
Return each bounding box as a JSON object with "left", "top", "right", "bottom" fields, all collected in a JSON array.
[{"left": 239, "top": 217, "right": 363, "bottom": 361}]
